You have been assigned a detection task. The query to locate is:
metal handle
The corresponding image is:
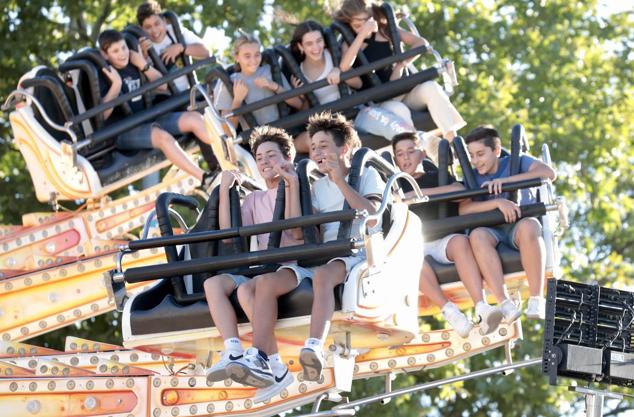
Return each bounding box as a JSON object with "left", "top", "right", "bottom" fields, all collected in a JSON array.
[
  {"left": 357, "top": 172, "right": 429, "bottom": 237},
  {"left": 3, "top": 89, "right": 78, "bottom": 144}
]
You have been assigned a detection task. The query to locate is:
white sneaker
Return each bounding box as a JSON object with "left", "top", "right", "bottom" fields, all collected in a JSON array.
[
  {"left": 253, "top": 364, "right": 294, "bottom": 403},
  {"left": 526, "top": 296, "right": 546, "bottom": 320},
  {"left": 226, "top": 347, "right": 274, "bottom": 388},
  {"left": 442, "top": 302, "right": 474, "bottom": 338},
  {"left": 206, "top": 350, "right": 243, "bottom": 383},
  {"left": 299, "top": 346, "right": 325, "bottom": 381},
  {"left": 500, "top": 299, "right": 522, "bottom": 323},
  {"left": 475, "top": 302, "right": 504, "bottom": 335}
]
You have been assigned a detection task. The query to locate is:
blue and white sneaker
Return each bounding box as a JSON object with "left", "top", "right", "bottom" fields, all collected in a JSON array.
[
  {"left": 253, "top": 364, "right": 294, "bottom": 403},
  {"left": 226, "top": 347, "right": 274, "bottom": 388},
  {"left": 299, "top": 346, "right": 324, "bottom": 381},
  {"left": 206, "top": 350, "right": 243, "bottom": 383}
]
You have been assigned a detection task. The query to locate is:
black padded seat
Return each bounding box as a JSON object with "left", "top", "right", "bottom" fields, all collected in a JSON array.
[
  {"left": 95, "top": 135, "right": 195, "bottom": 186},
  {"left": 130, "top": 278, "right": 344, "bottom": 335},
  {"left": 428, "top": 243, "right": 522, "bottom": 285}
]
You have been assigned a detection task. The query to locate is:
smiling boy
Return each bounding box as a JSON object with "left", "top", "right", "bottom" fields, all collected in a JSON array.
[
  {"left": 98, "top": 29, "right": 218, "bottom": 186},
  {"left": 136, "top": 1, "right": 210, "bottom": 92},
  {"left": 459, "top": 125, "right": 557, "bottom": 319}
]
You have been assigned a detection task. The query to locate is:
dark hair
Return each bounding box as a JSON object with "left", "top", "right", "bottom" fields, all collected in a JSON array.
[
  {"left": 332, "top": 0, "right": 390, "bottom": 41},
  {"left": 249, "top": 126, "right": 295, "bottom": 159},
  {"left": 98, "top": 30, "right": 125, "bottom": 53},
  {"left": 307, "top": 111, "right": 361, "bottom": 149},
  {"left": 137, "top": 1, "right": 162, "bottom": 25},
  {"left": 290, "top": 20, "right": 325, "bottom": 63},
  {"left": 464, "top": 125, "right": 502, "bottom": 150},
  {"left": 391, "top": 131, "right": 419, "bottom": 151}
]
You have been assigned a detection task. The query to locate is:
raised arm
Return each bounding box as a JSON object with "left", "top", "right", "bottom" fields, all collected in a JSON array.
[
  {"left": 100, "top": 67, "right": 122, "bottom": 120},
  {"left": 339, "top": 19, "right": 378, "bottom": 72}
]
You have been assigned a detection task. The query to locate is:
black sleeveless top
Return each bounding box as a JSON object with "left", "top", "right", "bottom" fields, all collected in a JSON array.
[{"left": 357, "top": 32, "right": 394, "bottom": 87}]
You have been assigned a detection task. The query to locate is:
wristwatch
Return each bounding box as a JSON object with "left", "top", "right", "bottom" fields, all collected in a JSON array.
[{"left": 141, "top": 62, "right": 152, "bottom": 73}]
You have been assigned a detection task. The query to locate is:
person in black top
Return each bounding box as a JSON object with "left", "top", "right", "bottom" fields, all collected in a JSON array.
[
  {"left": 334, "top": 0, "right": 466, "bottom": 141},
  {"left": 392, "top": 132, "right": 512, "bottom": 337},
  {"left": 98, "top": 30, "right": 217, "bottom": 188}
]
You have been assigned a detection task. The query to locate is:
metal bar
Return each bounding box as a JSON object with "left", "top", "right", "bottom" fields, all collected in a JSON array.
[
  {"left": 407, "top": 178, "right": 548, "bottom": 206},
  {"left": 227, "top": 44, "right": 431, "bottom": 117},
  {"left": 70, "top": 57, "right": 216, "bottom": 125},
  {"left": 298, "top": 410, "right": 356, "bottom": 417},
  {"left": 123, "top": 239, "right": 357, "bottom": 283},
  {"left": 329, "top": 358, "right": 542, "bottom": 411},
  {"left": 128, "top": 209, "right": 358, "bottom": 250}
]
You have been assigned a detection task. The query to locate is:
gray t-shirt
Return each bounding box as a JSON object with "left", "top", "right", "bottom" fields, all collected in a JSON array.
[{"left": 213, "top": 64, "right": 290, "bottom": 128}]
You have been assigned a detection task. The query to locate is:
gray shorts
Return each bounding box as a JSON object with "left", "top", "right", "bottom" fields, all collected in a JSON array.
[
  {"left": 219, "top": 273, "right": 250, "bottom": 289},
  {"left": 116, "top": 112, "right": 184, "bottom": 150},
  {"left": 472, "top": 223, "right": 519, "bottom": 250},
  {"left": 277, "top": 264, "right": 315, "bottom": 286}
]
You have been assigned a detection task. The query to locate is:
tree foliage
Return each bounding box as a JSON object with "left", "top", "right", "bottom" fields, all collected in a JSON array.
[{"left": 0, "top": 0, "right": 632, "bottom": 415}]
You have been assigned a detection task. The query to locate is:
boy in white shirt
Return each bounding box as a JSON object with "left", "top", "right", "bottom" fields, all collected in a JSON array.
[{"left": 136, "top": 1, "right": 210, "bottom": 92}]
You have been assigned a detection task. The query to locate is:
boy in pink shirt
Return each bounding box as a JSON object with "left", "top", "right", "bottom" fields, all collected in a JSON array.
[{"left": 203, "top": 126, "right": 305, "bottom": 396}]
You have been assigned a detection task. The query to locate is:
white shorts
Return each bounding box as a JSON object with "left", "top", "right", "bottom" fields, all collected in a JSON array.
[
  {"left": 424, "top": 233, "right": 462, "bottom": 264},
  {"left": 277, "top": 264, "right": 315, "bottom": 286},
  {"left": 327, "top": 254, "right": 365, "bottom": 274}
]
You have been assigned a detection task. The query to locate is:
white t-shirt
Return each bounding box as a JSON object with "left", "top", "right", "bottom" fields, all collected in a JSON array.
[
  {"left": 151, "top": 24, "right": 206, "bottom": 92},
  {"left": 300, "top": 50, "right": 340, "bottom": 104},
  {"left": 311, "top": 166, "right": 385, "bottom": 243}
]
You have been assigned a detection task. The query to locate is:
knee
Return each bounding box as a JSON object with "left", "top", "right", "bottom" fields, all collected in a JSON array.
[
  {"left": 418, "top": 80, "right": 441, "bottom": 94},
  {"left": 203, "top": 276, "right": 222, "bottom": 295},
  {"left": 254, "top": 273, "right": 276, "bottom": 293},
  {"left": 449, "top": 235, "right": 470, "bottom": 252},
  {"left": 517, "top": 218, "right": 542, "bottom": 241},
  {"left": 152, "top": 127, "right": 173, "bottom": 147},
  {"left": 312, "top": 268, "right": 334, "bottom": 290},
  {"left": 469, "top": 229, "right": 491, "bottom": 247}
]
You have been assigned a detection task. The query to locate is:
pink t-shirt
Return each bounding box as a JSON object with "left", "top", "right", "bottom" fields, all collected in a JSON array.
[{"left": 241, "top": 187, "right": 303, "bottom": 250}]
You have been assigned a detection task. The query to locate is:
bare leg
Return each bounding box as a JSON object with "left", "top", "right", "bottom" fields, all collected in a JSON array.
[
  {"left": 237, "top": 278, "right": 257, "bottom": 322},
  {"left": 178, "top": 112, "right": 212, "bottom": 144},
  {"left": 203, "top": 275, "right": 239, "bottom": 340},
  {"left": 419, "top": 262, "right": 450, "bottom": 308},
  {"left": 514, "top": 218, "right": 546, "bottom": 297},
  {"left": 309, "top": 262, "right": 347, "bottom": 339},
  {"left": 293, "top": 131, "right": 311, "bottom": 154},
  {"left": 446, "top": 235, "right": 484, "bottom": 304},
  {"left": 151, "top": 127, "right": 204, "bottom": 180},
  {"left": 251, "top": 270, "right": 298, "bottom": 355},
  {"left": 469, "top": 228, "right": 510, "bottom": 303}
]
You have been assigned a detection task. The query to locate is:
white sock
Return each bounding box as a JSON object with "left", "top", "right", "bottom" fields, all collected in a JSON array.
[
  {"left": 475, "top": 301, "right": 490, "bottom": 315},
  {"left": 441, "top": 301, "right": 456, "bottom": 314},
  {"left": 224, "top": 338, "right": 243, "bottom": 353},
  {"left": 305, "top": 337, "right": 323, "bottom": 351}
]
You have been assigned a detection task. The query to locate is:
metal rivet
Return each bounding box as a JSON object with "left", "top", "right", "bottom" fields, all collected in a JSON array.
[
  {"left": 84, "top": 396, "right": 98, "bottom": 410},
  {"left": 86, "top": 380, "right": 94, "bottom": 390},
  {"left": 482, "top": 337, "right": 491, "bottom": 346},
  {"left": 24, "top": 277, "right": 32, "bottom": 286},
  {"left": 441, "top": 331, "right": 450, "bottom": 340},
  {"left": 422, "top": 333, "right": 430, "bottom": 342},
  {"left": 29, "top": 382, "right": 37, "bottom": 392},
  {"left": 463, "top": 343, "right": 472, "bottom": 351},
  {"left": 170, "top": 378, "right": 178, "bottom": 387},
  {"left": 499, "top": 327, "right": 508, "bottom": 336},
  {"left": 370, "top": 362, "right": 378, "bottom": 371},
  {"left": 126, "top": 378, "right": 135, "bottom": 388},
  {"left": 9, "top": 382, "right": 18, "bottom": 392},
  {"left": 67, "top": 380, "right": 75, "bottom": 390},
  {"left": 48, "top": 381, "right": 56, "bottom": 391},
  {"left": 26, "top": 399, "right": 41, "bottom": 414},
  {"left": 280, "top": 389, "right": 289, "bottom": 399},
  {"left": 189, "top": 405, "right": 198, "bottom": 414},
  {"left": 206, "top": 404, "right": 215, "bottom": 413},
  {"left": 426, "top": 354, "right": 436, "bottom": 363},
  {"left": 130, "top": 353, "right": 139, "bottom": 362},
  {"left": 153, "top": 409, "right": 161, "bottom": 417},
  {"left": 39, "top": 320, "right": 47, "bottom": 329},
  {"left": 446, "top": 348, "right": 454, "bottom": 357},
  {"left": 57, "top": 314, "right": 65, "bottom": 322},
  {"left": 407, "top": 356, "right": 416, "bottom": 366},
  {"left": 171, "top": 407, "right": 180, "bottom": 416},
  {"left": 42, "top": 273, "right": 50, "bottom": 281},
  {"left": 225, "top": 401, "right": 234, "bottom": 411},
  {"left": 388, "top": 359, "right": 396, "bottom": 368},
  {"left": 299, "top": 383, "right": 307, "bottom": 393},
  {"left": 188, "top": 377, "right": 196, "bottom": 387},
  {"left": 106, "top": 379, "right": 114, "bottom": 389},
  {"left": 90, "top": 356, "right": 99, "bottom": 365}
]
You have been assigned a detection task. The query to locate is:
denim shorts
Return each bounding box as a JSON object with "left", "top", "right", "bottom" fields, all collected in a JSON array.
[
  {"left": 116, "top": 112, "right": 184, "bottom": 150},
  {"left": 473, "top": 223, "right": 519, "bottom": 250}
]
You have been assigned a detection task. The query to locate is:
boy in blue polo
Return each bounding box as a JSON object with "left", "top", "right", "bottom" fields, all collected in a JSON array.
[{"left": 459, "top": 126, "right": 556, "bottom": 319}]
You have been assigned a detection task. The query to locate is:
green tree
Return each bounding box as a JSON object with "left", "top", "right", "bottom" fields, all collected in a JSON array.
[{"left": 1, "top": 0, "right": 632, "bottom": 416}]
